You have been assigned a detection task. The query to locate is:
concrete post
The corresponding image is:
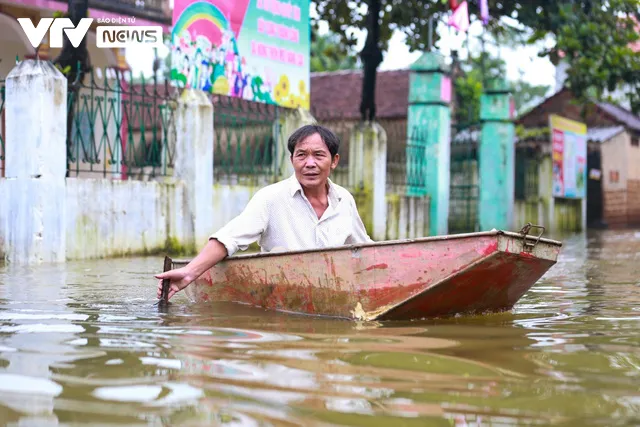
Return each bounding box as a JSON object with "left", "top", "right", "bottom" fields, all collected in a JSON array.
[
  {"left": 407, "top": 51, "right": 452, "bottom": 236},
  {"left": 174, "top": 89, "right": 214, "bottom": 252},
  {"left": 3, "top": 60, "right": 67, "bottom": 264},
  {"left": 276, "top": 107, "right": 316, "bottom": 178},
  {"left": 348, "top": 122, "right": 388, "bottom": 240},
  {"left": 479, "top": 79, "right": 515, "bottom": 231}
]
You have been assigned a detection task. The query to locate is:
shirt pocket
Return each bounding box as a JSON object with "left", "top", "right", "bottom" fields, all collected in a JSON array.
[{"left": 327, "top": 220, "right": 352, "bottom": 246}]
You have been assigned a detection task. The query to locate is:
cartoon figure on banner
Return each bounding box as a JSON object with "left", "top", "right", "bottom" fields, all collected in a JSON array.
[
  {"left": 169, "top": 0, "right": 310, "bottom": 109},
  {"left": 553, "top": 162, "right": 564, "bottom": 196},
  {"left": 188, "top": 48, "right": 203, "bottom": 88},
  {"left": 233, "top": 57, "right": 249, "bottom": 97}
]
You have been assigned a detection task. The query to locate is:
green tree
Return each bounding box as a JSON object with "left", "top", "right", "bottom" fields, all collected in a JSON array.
[
  {"left": 312, "top": 0, "right": 640, "bottom": 113},
  {"left": 512, "top": 78, "right": 551, "bottom": 114},
  {"left": 453, "top": 51, "right": 550, "bottom": 124},
  {"left": 311, "top": 29, "right": 361, "bottom": 72}
]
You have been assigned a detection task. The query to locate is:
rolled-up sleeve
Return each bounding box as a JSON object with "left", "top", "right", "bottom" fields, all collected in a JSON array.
[
  {"left": 209, "top": 191, "right": 269, "bottom": 256},
  {"left": 346, "top": 195, "right": 374, "bottom": 244}
]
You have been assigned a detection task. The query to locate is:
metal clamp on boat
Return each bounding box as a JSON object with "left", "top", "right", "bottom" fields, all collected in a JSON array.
[{"left": 519, "top": 222, "right": 546, "bottom": 252}]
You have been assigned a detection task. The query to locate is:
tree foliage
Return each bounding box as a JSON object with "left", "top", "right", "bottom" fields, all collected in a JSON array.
[
  {"left": 454, "top": 51, "right": 550, "bottom": 124},
  {"left": 312, "top": 0, "right": 640, "bottom": 112},
  {"left": 311, "top": 29, "right": 361, "bottom": 72}
]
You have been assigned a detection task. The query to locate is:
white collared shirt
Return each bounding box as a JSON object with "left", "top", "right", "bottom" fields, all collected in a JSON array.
[{"left": 210, "top": 174, "right": 373, "bottom": 256}]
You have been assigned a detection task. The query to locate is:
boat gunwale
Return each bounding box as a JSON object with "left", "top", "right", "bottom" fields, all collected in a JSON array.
[{"left": 170, "top": 229, "right": 563, "bottom": 265}]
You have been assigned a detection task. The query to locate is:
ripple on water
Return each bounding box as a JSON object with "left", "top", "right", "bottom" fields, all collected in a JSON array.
[
  {"left": 0, "top": 313, "right": 90, "bottom": 321},
  {"left": 92, "top": 385, "right": 162, "bottom": 402},
  {"left": 91, "top": 382, "right": 204, "bottom": 406},
  {"left": 0, "top": 324, "right": 85, "bottom": 334},
  {"left": 0, "top": 374, "right": 62, "bottom": 397}
]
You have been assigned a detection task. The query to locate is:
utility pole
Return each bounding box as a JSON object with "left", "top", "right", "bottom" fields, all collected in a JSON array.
[
  {"left": 359, "top": 0, "right": 383, "bottom": 122},
  {"left": 52, "top": 0, "right": 92, "bottom": 176}
]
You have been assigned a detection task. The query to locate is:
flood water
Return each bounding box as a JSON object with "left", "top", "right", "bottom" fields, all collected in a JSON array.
[{"left": 0, "top": 230, "right": 638, "bottom": 426}]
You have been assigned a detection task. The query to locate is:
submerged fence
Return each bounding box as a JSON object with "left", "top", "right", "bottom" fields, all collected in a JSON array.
[
  {"left": 449, "top": 123, "right": 480, "bottom": 233},
  {"left": 384, "top": 119, "right": 408, "bottom": 195},
  {"left": 212, "top": 95, "right": 284, "bottom": 186},
  {"left": 66, "top": 69, "right": 178, "bottom": 179},
  {"left": 1, "top": 61, "right": 292, "bottom": 183}
]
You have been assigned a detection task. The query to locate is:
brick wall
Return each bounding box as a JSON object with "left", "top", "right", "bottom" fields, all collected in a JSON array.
[
  {"left": 628, "top": 180, "right": 640, "bottom": 225},
  {"left": 603, "top": 190, "right": 628, "bottom": 227}
]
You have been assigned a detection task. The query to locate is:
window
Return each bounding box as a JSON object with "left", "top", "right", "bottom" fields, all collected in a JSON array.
[
  {"left": 631, "top": 135, "right": 639, "bottom": 147},
  {"left": 610, "top": 170, "right": 620, "bottom": 183}
]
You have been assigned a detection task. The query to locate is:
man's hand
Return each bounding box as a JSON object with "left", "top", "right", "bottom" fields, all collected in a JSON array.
[
  {"left": 154, "top": 238, "right": 229, "bottom": 302},
  {"left": 155, "top": 267, "right": 195, "bottom": 301}
]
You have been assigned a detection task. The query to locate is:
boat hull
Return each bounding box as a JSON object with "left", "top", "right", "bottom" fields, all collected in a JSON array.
[{"left": 174, "top": 230, "right": 561, "bottom": 320}]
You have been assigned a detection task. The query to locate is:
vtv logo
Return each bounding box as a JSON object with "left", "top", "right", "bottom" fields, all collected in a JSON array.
[
  {"left": 17, "top": 18, "right": 93, "bottom": 48},
  {"left": 17, "top": 18, "right": 163, "bottom": 49}
]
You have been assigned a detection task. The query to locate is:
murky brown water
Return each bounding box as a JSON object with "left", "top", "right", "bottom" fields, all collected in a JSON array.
[{"left": 0, "top": 230, "right": 638, "bottom": 426}]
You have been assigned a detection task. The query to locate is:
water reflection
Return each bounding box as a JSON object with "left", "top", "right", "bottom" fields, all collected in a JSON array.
[{"left": 0, "top": 229, "right": 638, "bottom": 425}]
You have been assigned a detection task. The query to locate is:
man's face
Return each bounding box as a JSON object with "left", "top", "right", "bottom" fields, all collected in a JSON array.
[{"left": 291, "top": 133, "right": 339, "bottom": 190}]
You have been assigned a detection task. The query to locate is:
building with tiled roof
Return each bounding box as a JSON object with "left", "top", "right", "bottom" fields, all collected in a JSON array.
[{"left": 517, "top": 88, "right": 640, "bottom": 228}]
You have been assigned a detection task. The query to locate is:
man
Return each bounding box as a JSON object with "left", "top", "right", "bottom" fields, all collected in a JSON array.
[{"left": 156, "top": 124, "right": 372, "bottom": 301}]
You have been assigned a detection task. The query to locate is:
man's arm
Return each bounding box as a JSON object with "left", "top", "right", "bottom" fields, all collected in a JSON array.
[
  {"left": 209, "top": 189, "right": 269, "bottom": 256},
  {"left": 155, "top": 238, "right": 228, "bottom": 301},
  {"left": 155, "top": 189, "right": 270, "bottom": 300}
]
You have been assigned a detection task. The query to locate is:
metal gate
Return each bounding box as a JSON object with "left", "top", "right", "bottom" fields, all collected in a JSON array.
[
  {"left": 212, "top": 95, "right": 283, "bottom": 186},
  {"left": 449, "top": 123, "right": 480, "bottom": 233}
]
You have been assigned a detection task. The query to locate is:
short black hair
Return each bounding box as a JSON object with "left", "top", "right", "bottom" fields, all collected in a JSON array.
[{"left": 287, "top": 125, "right": 340, "bottom": 157}]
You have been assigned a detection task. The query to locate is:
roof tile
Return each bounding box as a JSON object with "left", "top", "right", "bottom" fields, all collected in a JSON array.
[{"left": 310, "top": 69, "right": 410, "bottom": 120}]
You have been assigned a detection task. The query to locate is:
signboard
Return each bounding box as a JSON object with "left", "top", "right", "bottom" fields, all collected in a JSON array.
[
  {"left": 170, "top": 0, "right": 310, "bottom": 109},
  {"left": 550, "top": 114, "right": 587, "bottom": 199}
]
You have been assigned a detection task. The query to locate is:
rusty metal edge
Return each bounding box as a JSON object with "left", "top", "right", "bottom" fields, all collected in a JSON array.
[{"left": 170, "top": 229, "right": 563, "bottom": 266}]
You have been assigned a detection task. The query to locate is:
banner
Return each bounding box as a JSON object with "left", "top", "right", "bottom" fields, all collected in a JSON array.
[
  {"left": 550, "top": 114, "right": 587, "bottom": 199},
  {"left": 170, "top": 0, "right": 310, "bottom": 109},
  {"left": 447, "top": 1, "right": 469, "bottom": 32}
]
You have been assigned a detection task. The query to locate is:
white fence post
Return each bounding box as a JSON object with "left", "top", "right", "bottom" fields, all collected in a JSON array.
[
  {"left": 174, "top": 89, "right": 214, "bottom": 252},
  {"left": 2, "top": 60, "right": 67, "bottom": 264},
  {"left": 349, "top": 121, "right": 388, "bottom": 240}
]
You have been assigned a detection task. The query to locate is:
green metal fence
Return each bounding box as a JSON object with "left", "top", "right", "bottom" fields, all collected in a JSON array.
[
  {"left": 211, "top": 95, "right": 283, "bottom": 186},
  {"left": 384, "top": 119, "right": 408, "bottom": 195},
  {"left": 0, "top": 80, "right": 5, "bottom": 177},
  {"left": 405, "top": 126, "right": 428, "bottom": 197},
  {"left": 67, "top": 69, "right": 178, "bottom": 179},
  {"left": 449, "top": 123, "right": 480, "bottom": 233}
]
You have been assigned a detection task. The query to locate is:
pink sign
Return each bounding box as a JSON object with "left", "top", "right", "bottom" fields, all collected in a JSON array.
[
  {"left": 170, "top": 0, "right": 311, "bottom": 109},
  {"left": 440, "top": 76, "right": 452, "bottom": 103}
]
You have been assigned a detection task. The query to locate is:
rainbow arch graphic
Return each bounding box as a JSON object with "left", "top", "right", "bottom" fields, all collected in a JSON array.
[{"left": 172, "top": 1, "right": 231, "bottom": 37}]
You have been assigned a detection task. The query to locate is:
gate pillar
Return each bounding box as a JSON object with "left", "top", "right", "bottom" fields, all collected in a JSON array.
[
  {"left": 479, "top": 79, "right": 515, "bottom": 231},
  {"left": 407, "top": 51, "right": 452, "bottom": 236}
]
